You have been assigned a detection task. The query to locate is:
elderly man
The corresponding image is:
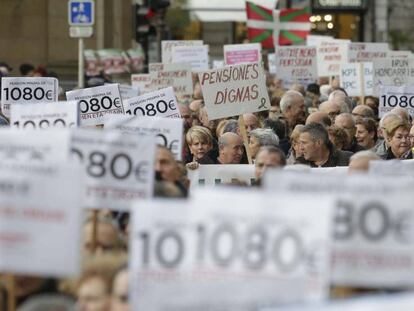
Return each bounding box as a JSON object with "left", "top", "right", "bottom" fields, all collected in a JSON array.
[
  {"left": 328, "top": 89, "right": 352, "bottom": 112},
  {"left": 295, "top": 123, "right": 352, "bottom": 167},
  {"left": 334, "top": 113, "right": 365, "bottom": 153},
  {"left": 254, "top": 146, "right": 286, "bottom": 181},
  {"left": 352, "top": 105, "right": 376, "bottom": 120},
  {"left": 280, "top": 90, "right": 306, "bottom": 133},
  {"left": 319, "top": 101, "right": 341, "bottom": 123},
  {"left": 305, "top": 111, "right": 331, "bottom": 128},
  {"left": 348, "top": 150, "right": 381, "bottom": 173},
  {"left": 243, "top": 113, "right": 260, "bottom": 133},
  {"left": 217, "top": 132, "right": 244, "bottom": 164}
]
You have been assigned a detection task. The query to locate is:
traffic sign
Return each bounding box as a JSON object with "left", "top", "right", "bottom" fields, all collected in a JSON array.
[{"left": 68, "top": 0, "right": 95, "bottom": 26}]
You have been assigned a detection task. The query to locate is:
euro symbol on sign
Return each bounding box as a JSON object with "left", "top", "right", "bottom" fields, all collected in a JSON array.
[{"left": 258, "top": 98, "right": 267, "bottom": 110}]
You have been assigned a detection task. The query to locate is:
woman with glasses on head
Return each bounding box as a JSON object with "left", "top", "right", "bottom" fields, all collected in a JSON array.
[{"left": 355, "top": 118, "right": 377, "bottom": 150}]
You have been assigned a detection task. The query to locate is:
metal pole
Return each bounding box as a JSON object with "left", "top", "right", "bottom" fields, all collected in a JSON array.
[{"left": 78, "top": 38, "right": 85, "bottom": 88}]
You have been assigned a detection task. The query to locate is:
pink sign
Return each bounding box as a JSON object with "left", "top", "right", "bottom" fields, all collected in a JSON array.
[{"left": 224, "top": 43, "right": 262, "bottom": 65}]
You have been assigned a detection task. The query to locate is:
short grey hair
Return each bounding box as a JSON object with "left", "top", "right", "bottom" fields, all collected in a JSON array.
[
  {"left": 249, "top": 128, "right": 279, "bottom": 147},
  {"left": 222, "top": 119, "right": 239, "bottom": 134},
  {"left": 257, "top": 146, "right": 286, "bottom": 166},
  {"left": 280, "top": 90, "right": 303, "bottom": 113},
  {"left": 379, "top": 112, "right": 402, "bottom": 128},
  {"left": 350, "top": 150, "right": 381, "bottom": 161}
]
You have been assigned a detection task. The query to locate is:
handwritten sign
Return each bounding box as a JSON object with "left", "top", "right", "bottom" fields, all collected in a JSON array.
[
  {"left": 161, "top": 40, "right": 203, "bottom": 64},
  {"left": 373, "top": 58, "right": 414, "bottom": 95},
  {"left": 348, "top": 42, "right": 389, "bottom": 63},
  {"left": 131, "top": 74, "right": 152, "bottom": 95},
  {"left": 224, "top": 43, "right": 261, "bottom": 65},
  {"left": 340, "top": 62, "right": 373, "bottom": 97},
  {"left": 149, "top": 63, "right": 193, "bottom": 97},
  {"left": 172, "top": 45, "right": 209, "bottom": 71},
  {"left": 317, "top": 42, "right": 348, "bottom": 77}
]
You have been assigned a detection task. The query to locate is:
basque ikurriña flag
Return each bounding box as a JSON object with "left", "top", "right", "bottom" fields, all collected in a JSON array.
[{"left": 246, "top": 2, "right": 275, "bottom": 49}]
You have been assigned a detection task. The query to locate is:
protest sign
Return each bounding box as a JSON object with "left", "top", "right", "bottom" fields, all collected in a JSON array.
[
  {"left": 148, "top": 62, "right": 190, "bottom": 73},
  {"left": 104, "top": 115, "right": 183, "bottom": 161},
  {"left": 10, "top": 101, "right": 79, "bottom": 129},
  {"left": 198, "top": 62, "right": 270, "bottom": 120},
  {"left": 0, "top": 129, "right": 70, "bottom": 162},
  {"left": 123, "top": 87, "right": 180, "bottom": 119},
  {"left": 268, "top": 53, "right": 277, "bottom": 75},
  {"left": 369, "top": 159, "right": 414, "bottom": 177},
  {"left": 306, "top": 34, "right": 333, "bottom": 46},
  {"left": 172, "top": 45, "right": 209, "bottom": 71},
  {"left": 373, "top": 58, "right": 414, "bottom": 95},
  {"left": 263, "top": 172, "right": 414, "bottom": 288},
  {"left": 340, "top": 62, "right": 373, "bottom": 97},
  {"left": 379, "top": 85, "right": 414, "bottom": 117},
  {"left": 0, "top": 162, "right": 83, "bottom": 277},
  {"left": 388, "top": 50, "right": 413, "bottom": 58},
  {"left": 149, "top": 63, "right": 193, "bottom": 97},
  {"left": 187, "top": 164, "right": 255, "bottom": 192},
  {"left": 131, "top": 74, "right": 152, "bottom": 95},
  {"left": 66, "top": 84, "right": 123, "bottom": 126},
  {"left": 224, "top": 43, "right": 262, "bottom": 65},
  {"left": 1, "top": 77, "right": 59, "bottom": 118},
  {"left": 161, "top": 40, "right": 203, "bottom": 64},
  {"left": 118, "top": 84, "right": 140, "bottom": 100},
  {"left": 70, "top": 129, "right": 155, "bottom": 210},
  {"left": 317, "top": 42, "right": 348, "bottom": 77},
  {"left": 130, "top": 188, "right": 333, "bottom": 310},
  {"left": 212, "top": 60, "right": 225, "bottom": 69},
  {"left": 348, "top": 42, "right": 389, "bottom": 63},
  {"left": 275, "top": 46, "right": 318, "bottom": 87}
]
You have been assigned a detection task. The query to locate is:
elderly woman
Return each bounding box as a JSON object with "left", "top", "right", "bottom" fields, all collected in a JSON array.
[
  {"left": 248, "top": 128, "right": 279, "bottom": 161},
  {"left": 355, "top": 117, "right": 377, "bottom": 150},
  {"left": 185, "top": 125, "right": 215, "bottom": 165},
  {"left": 286, "top": 124, "right": 304, "bottom": 165},
  {"left": 382, "top": 118, "right": 412, "bottom": 160}
]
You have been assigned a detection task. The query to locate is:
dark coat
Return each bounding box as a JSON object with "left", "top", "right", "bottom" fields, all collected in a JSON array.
[{"left": 295, "top": 148, "right": 352, "bottom": 167}]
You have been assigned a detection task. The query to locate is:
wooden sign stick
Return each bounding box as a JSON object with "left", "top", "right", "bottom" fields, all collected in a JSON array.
[
  {"left": 91, "top": 209, "right": 99, "bottom": 253},
  {"left": 7, "top": 274, "right": 16, "bottom": 311}
]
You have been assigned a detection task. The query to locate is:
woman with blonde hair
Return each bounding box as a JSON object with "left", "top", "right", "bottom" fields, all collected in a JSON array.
[
  {"left": 185, "top": 126, "right": 215, "bottom": 166},
  {"left": 382, "top": 118, "right": 412, "bottom": 160}
]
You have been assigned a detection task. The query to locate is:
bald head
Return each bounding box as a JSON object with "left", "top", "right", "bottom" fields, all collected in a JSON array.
[
  {"left": 218, "top": 132, "right": 244, "bottom": 164},
  {"left": 352, "top": 105, "right": 375, "bottom": 119},
  {"left": 243, "top": 113, "right": 259, "bottom": 133},
  {"left": 319, "top": 101, "right": 341, "bottom": 122},
  {"left": 335, "top": 113, "right": 356, "bottom": 145},
  {"left": 306, "top": 111, "right": 331, "bottom": 128},
  {"left": 329, "top": 89, "right": 351, "bottom": 113}
]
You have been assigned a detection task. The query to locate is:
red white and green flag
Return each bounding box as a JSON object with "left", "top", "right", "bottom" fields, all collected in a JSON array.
[{"left": 246, "top": 2, "right": 311, "bottom": 47}]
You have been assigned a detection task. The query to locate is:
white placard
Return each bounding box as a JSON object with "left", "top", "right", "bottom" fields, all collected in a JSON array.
[
  {"left": 1, "top": 77, "right": 59, "bottom": 118},
  {"left": 348, "top": 42, "right": 389, "bottom": 63},
  {"left": 198, "top": 62, "right": 270, "bottom": 120},
  {"left": 340, "top": 62, "right": 373, "bottom": 97},
  {"left": 0, "top": 129, "right": 70, "bottom": 162},
  {"left": 275, "top": 46, "right": 318, "bottom": 87},
  {"left": 268, "top": 53, "right": 277, "bottom": 75},
  {"left": 187, "top": 164, "right": 256, "bottom": 192},
  {"left": 130, "top": 188, "right": 333, "bottom": 310},
  {"left": 161, "top": 40, "right": 203, "bottom": 64},
  {"left": 70, "top": 129, "right": 155, "bottom": 210},
  {"left": 66, "top": 84, "right": 124, "bottom": 126},
  {"left": 379, "top": 85, "right": 414, "bottom": 117},
  {"left": 118, "top": 84, "right": 140, "bottom": 100},
  {"left": 317, "top": 42, "right": 348, "bottom": 77},
  {"left": 388, "top": 50, "right": 413, "bottom": 59},
  {"left": 123, "top": 87, "right": 180, "bottom": 119},
  {"left": 104, "top": 115, "right": 183, "bottom": 161},
  {"left": 0, "top": 162, "right": 83, "bottom": 277},
  {"left": 131, "top": 74, "right": 152, "bottom": 95},
  {"left": 369, "top": 159, "right": 414, "bottom": 176},
  {"left": 373, "top": 58, "right": 414, "bottom": 96},
  {"left": 149, "top": 63, "right": 193, "bottom": 97},
  {"left": 10, "top": 101, "right": 79, "bottom": 129},
  {"left": 263, "top": 171, "right": 414, "bottom": 288},
  {"left": 212, "top": 60, "right": 225, "bottom": 69},
  {"left": 306, "top": 35, "right": 333, "bottom": 46},
  {"left": 224, "top": 43, "right": 262, "bottom": 65},
  {"left": 172, "top": 45, "right": 209, "bottom": 71}
]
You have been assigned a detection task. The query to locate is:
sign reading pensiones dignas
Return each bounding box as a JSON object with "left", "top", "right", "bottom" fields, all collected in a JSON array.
[
  {"left": 379, "top": 85, "right": 414, "bottom": 118},
  {"left": 66, "top": 83, "right": 123, "bottom": 126},
  {"left": 161, "top": 40, "right": 203, "bottom": 64},
  {"left": 198, "top": 62, "right": 270, "bottom": 120},
  {"left": 0, "top": 161, "right": 83, "bottom": 277},
  {"left": 149, "top": 63, "right": 193, "bottom": 97},
  {"left": 348, "top": 42, "right": 389, "bottom": 63},
  {"left": 263, "top": 171, "right": 414, "bottom": 288},
  {"left": 223, "top": 43, "right": 262, "bottom": 66},
  {"left": 130, "top": 188, "right": 333, "bottom": 310},
  {"left": 123, "top": 87, "right": 180, "bottom": 119},
  {"left": 373, "top": 58, "right": 414, "bottom": 96},
  {"left": 1, "top": 77, "right": 59, "bottom": 119},
  {"left": 104, "top": 115, "right": 183, "bottom": 161},
  {"left": 70, "top": 129, "right": 155, "bottom": 211},
  {"left": 275, "top": 46, "right": 318, "bottom": 87},
  {"left": 10, "top": 101, "right": 79, "bottom": 129},
  {"left": 340, "top": 62, "right": 373, "bottom": 97},
  {"left": 131, "top": 74, "right": 152, "bottom": 95},
  {"left": 0, "top": 129, "right": 70, "bottom": 162}
]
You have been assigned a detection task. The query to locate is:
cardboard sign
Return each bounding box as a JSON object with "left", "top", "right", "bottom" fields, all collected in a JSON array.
[
  {"left": 131, "top": 74, "right": 152, "bottom": 95},
  {"left": 275, "top": 46, "right": 318, "bottom": 86},
  {"left": 172, "top": 45, "right": 209, "bottom": 71},
  {"left": 187, "top": 164, "right": 256, "bottom": 192},
  {"left": 118, "top": 84, "right": 140, "bottom": 100},
  {"left": 317, "top": 42, "right": 348, "bottom": 77},
  {"left": 161, "top": 40, "right": 203, "bottom": 64},
  {"left": 66, "top": 84, "right": 124, "bottom": 126},
  {"left": 10, "top": 101, "right": 79, "bottom": 129},
  {"left": 198, "top": 62, "right": 270, "bottom": 120},
  {"left": 130, "top": 188, "right": 333, "bottom": 310},
  {"left": 1, "top": 77, "right": 59, "bottom": 118},
  {"left": 373, "top": 58, "right": 414, "bottom": 96},
  {"left": 369, "top": 159, "right": 414, "bottom": 176},
  {"left": 104, "top": 115, "right": 183, "bottom": 161},
  {"left": 348, "top": 42, "right": 389, "bottom": 63},
  {"left": 148, "top": 63, "right": 190, "bottom": 73},
  {"left": 379, "top": 85, "right": 414, "bottom": 117},
  {"left": 0, "top": 129, "right": 70, "bottom": 162},
  {"left": 224, "top": 43, "right": 262, "bottom": 65},
  {"left": 149, "top": 63, "right": 193, "bottom": 97},
  {"left": 388, "top": 50, "right": 413, "bottom": 59},
  {"left": 70, "top": 129, "right": 155, "bottom": 210},
  {"left": 123, "top": 87, "right": 180, "bottom": 119},
  {"left": 268, "top": 53, "right": 277, "bottom": 75},
  {"left": 340, "top": 62, "right": 373, "bottom": 97},
  {"left": 0, "top": 162, "right": 83, "bottom": 277},
  {"left": 263, "top": 172, "right": 414, "bottom": 288}
]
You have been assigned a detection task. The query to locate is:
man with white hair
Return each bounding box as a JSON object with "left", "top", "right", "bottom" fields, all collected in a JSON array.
[
  {"left": 348, "top": 150, "right": 381, "bottom": 173},
  {"left": 328, "top": 89, "right": 352, "bottom": 113},
  {"left": 280, "top": 90, "right": 306, "bottom": 133},
  {"left": 319, "top": 101, "right": 341, "bottom": 123},
  {"left": 335, "top": 113, "right": 365, "bottom": 153}
]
